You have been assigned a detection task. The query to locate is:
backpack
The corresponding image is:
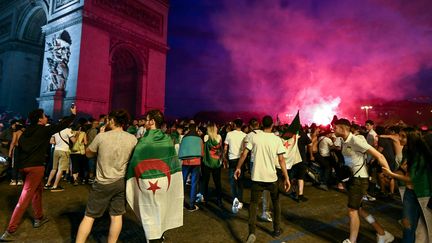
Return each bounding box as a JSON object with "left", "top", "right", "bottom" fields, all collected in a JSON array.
[{"left": 71, "top": 132, "right": 85, "bottom": 155}]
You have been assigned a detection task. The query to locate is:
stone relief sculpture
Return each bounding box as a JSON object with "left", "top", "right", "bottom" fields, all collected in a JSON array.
[{"left": 44, "top": 30, "right": 71, "bottom": 92}]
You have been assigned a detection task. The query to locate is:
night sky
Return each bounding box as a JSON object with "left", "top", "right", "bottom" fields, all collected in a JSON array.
[{"left": 165, "top": 0, "right": 432, "bottom": 123}]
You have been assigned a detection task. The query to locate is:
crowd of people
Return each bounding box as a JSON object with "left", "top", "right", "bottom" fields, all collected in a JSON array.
[{"left": 0, "top": 106, "right": 431, "bottom": 243}]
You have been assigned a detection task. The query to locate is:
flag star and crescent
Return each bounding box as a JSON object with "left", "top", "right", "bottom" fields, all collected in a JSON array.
[{"left": 126, "top": 129, "right": 184, "bottom": 241}]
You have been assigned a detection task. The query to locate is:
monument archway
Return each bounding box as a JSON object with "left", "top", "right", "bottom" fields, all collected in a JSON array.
[
  {"left": 110, "top": 45, "right": 144, "bottom": 118},
  {"left": 0, "top": 2, "right": 47, "bottom": 115},
  {"left": 18, "top": 7, "right": 47, "bottom": 112}
]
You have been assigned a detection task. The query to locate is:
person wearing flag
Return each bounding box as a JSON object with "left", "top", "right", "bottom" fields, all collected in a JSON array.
[
  {"left": 75, "top": 110, "right": 137, "bottom": 243},
  {"left": 280, "top": 111, "right": 309, "bottom": 202},
  {"left": 178, "top": 123, "right": 204, "bottom": 211},
  {"left": 234, "top": 115, "right": 290, "bottom": 243},
  {"left": 126, "top": 109, "right": 183, "bottom": 242}
]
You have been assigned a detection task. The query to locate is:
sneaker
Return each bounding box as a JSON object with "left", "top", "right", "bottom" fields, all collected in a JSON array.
[
  {"left": 246, "top": 234, "right": 256, "bottom": 243},
  {"left": 195, "top": 193, "right": 204, "bottom": 203},
  {"left": 50, "top": 186, "right": 64, "bottom": 192},
  {"left": 73, "top": 181, "right": 79, "bottom": 186},
  {"left": 186, "top": 205, "right": 199, "bottom": 212},
  {"left": 0, "top": 230, "right": 16, "bottom": 241},
  {"left": 238, "top": 202, "right": 243, "bottom": 209},
  {"left": 232, "top": 198, "right": 240, "bottom": 214},
  {"left": 298, "top": 195, "right": 309, "bottom": 202},
  {"left": 272, "top": 228, "right": 283, "bottom": 238},
  {"left": 377, "top": 231, "right": 394, "bottom": 243},
  {"left": 88, "top": 178, "right": 95, "bottom": 184},
  {"left": 363, "top": 194, "right": 376, "bottom": 202},
  {"left": 44, "top": 184, "right": 53, "bottom": 190},
  {"left": 9, "top": 180, "right": 17, "bottom": 186},
  {"left": 342, "top": 239, "right": 352, "bottom": 243},
  {"left": 16, "top": 180, "right": 23, "bottom": 186},
  {"left": 259, "top": 212, "right": 273, "bottom": 222},
  {"left": 288, "top": 191, "right": 297, "bottom": 200},
  {"left": 33, "top": 217, "right": 49, "bottom": 228}
]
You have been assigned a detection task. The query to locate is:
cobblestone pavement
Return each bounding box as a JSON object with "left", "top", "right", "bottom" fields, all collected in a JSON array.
[{"left": 0, "top": 171, "right": 403, "bottom": 243}]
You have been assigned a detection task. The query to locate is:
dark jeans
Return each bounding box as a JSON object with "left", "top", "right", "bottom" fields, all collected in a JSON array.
[
  {"left": 200, "top": 164, "right": 222, "bottom": 202},
  {"left": 402, "top": 188, "right": 421, "bottom": 243},
  {"left": 317, "top": 155, "right": 333, "bottom": 185},
  {"left": 70, "top": 153, "right": 88, "bottom": 178},
  {"left": 9, "top": 150, "right": 22, "bottom": 181},
  {"left": 249, "top": 181, "right": 280, "bottom": 234},
  {"left": 228, "top": 159, "right": 244, "bottom": 201}
]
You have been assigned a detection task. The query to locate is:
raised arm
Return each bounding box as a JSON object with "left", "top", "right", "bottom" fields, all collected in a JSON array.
[{"left": 48, "top": 106, "right": 77, "bottom": 135}]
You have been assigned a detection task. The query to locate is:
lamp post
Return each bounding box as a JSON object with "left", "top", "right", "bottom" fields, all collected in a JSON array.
[{"left": 361, "top": 105, "right": 373, "bottom": 120}]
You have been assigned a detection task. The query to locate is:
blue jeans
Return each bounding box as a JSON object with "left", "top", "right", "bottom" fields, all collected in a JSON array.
[
  {"left": 228, "top": 159, "right": 243, "bottom": 201},
  {"left": 402, "top": 188, "right": 422, "bottom": 243},
  {"left": 182, "top": 165, "right": 200, "bottom": 207}
]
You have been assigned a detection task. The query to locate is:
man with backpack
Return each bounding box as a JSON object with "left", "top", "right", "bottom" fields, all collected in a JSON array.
[{"left": 44, "top": 126, "right": 76, "bottom": 191}]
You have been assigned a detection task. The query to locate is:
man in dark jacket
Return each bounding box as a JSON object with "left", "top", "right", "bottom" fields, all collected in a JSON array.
[{"left": 1, "top": 106, "right": 76, "bottom": 241}]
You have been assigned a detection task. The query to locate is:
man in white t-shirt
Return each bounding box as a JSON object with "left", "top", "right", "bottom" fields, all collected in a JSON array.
[
  {"left": 244, "top": 118, "right": 272, "bottom": 222},
  {"left": 45, "top": 127, "right": 76, "bottom": 191},
  {"left": 223, "top": 118, "right": 246, "bottom": 211},
  {"left": 234, "top": 116, "right": 290, "bottom": 243},
  {"left": 334, "top": 119, "right": 394, "bottom": 243}
]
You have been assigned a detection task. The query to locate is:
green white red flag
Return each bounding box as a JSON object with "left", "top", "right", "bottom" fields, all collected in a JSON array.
[{"left": 126, "top": 129, "right": 183, "bottom": 241}]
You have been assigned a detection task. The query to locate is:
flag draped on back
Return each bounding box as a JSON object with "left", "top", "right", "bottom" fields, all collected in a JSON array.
[
  {"left": 126, "top": 129, "right": 183, "bottom": 241},
  {"left": 280, "top": 111, "right": 302, "bottom": 169},
  {"left": 203, "top": 138, "right": 222, "bottom": 169}
]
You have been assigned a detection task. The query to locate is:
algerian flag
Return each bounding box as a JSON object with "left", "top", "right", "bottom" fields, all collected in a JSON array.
[
  {"left": 279, "top": 111, "right": 302, "bottom": 169},
  {"left": 126, "top": 129, "right": 184, "bottom": 241},
  {"left": 280, "top": 134, "right": 302, "bottom": 170}
]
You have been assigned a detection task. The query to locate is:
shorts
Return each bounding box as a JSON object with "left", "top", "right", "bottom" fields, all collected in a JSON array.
[
  {"left": 288, "top": 162, "right": 307, "bottom": 180},
  {"left": 53, "top": 150, "right": 70, "bottom": 171},
  {"left": 347, "top": 177, "right": 369, "bottom": 210},
  {"left": 85, "top": 179, "right": 126, "bottom": 218}
]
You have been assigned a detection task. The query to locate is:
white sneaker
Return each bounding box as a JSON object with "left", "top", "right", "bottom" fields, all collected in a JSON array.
[
  {"left": 232, "top": 198, "right": 240, "bottom": 214},
  {"left": 342, "top": 239, "right": 352, "bottom": 243},
  {"left": 260, "top": 212, "right": 273, "bottom": 222},
  {"left": 195, "top": 193, "right": 204, "bottom": 203},
  {"left": 246, "top": 234, "right": 256, "bottom": 243},
  {"left": 17, "top": 180, "right": 23, "bottom": 186},
  {"left": 238, "top": 202, "right": 243, "bottom": 209},
  {"left": 9, "top": 180, "right": 17, "bottom": 186},
  {"left": 377, "top": 231, "right": 394, "bottom": 243},
  {"left": 363, "top": 194, "right": 376, "bottom": 202}
]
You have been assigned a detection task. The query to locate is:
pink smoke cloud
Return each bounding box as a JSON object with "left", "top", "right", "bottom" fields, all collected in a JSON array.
[{"left": 206, "top": 0, "right": 432, "bottom": 123}]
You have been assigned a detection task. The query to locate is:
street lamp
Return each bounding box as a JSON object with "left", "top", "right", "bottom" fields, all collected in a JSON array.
[{"left": 361, "top": 105, "right": 373, "bottom": 120}]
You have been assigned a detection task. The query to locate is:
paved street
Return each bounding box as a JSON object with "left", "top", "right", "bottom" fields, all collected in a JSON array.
[{"left": 0, "top": 171, "right": 403, "bottom": 243}]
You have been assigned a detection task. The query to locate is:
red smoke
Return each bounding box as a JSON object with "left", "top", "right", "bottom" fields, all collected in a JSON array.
[{"left": 207, "top": 0, "right": 432, "bottom": 124}]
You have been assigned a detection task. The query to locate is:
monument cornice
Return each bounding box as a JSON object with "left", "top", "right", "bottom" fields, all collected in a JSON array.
[
  {"left": 91, "top": 0, "right": 163, "bottom": 36},
  {"left": 42, "top": 12, "right": 82, "bottom": 35},
  {"left": 83, "top": 10, "right": 169, "bottom": 53}
]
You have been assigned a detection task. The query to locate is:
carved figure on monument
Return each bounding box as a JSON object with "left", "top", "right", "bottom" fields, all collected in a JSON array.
[{"left": 44, "top": 30, "right": 71, "bottom": 92}]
